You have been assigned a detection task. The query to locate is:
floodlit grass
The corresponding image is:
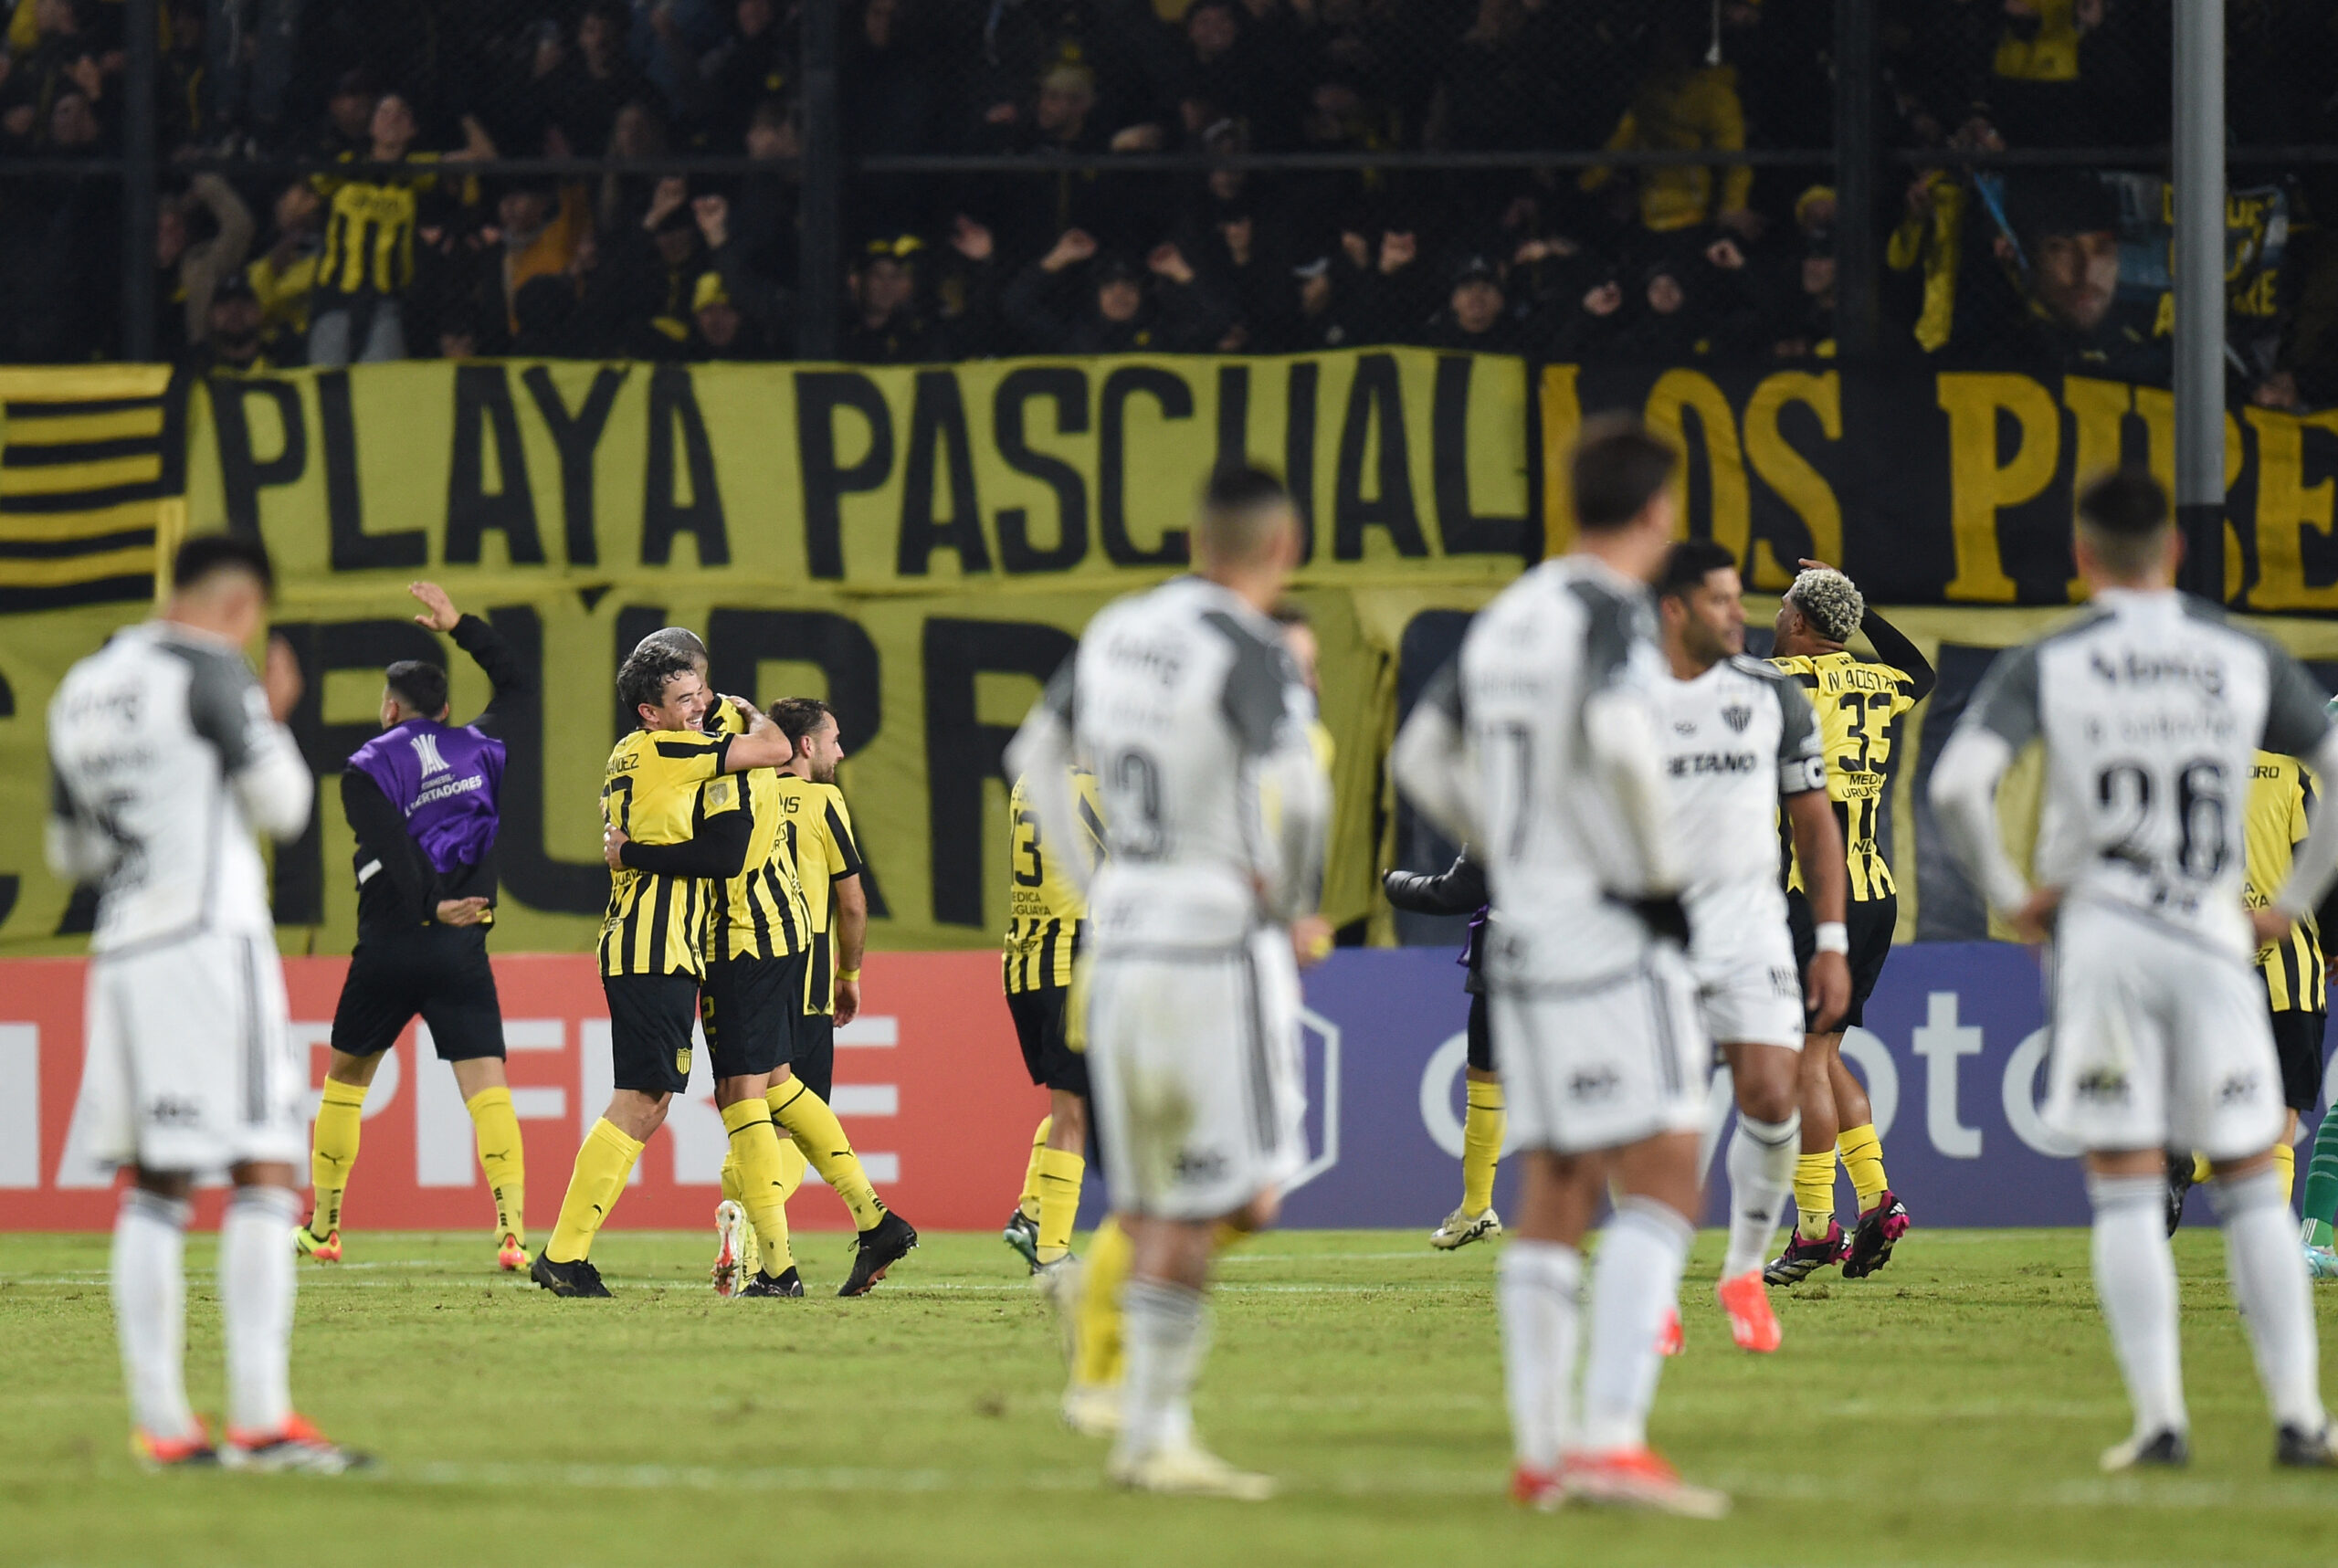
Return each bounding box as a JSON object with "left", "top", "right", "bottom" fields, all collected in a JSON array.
[{"left": 2, "top": 1226, "right": 2334, "bottom": 1566}]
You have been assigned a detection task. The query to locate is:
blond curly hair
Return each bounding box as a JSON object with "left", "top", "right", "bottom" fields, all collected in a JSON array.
[{"left": 1785, "top": 567, "right": 1864, "bottom": 644}]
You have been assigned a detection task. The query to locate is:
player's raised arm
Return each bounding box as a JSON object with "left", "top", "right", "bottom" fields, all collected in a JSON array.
[
  {"left": 1390, "top": 662, "right": 1480, "bottom": 851},
  {"left": 1929, "top": 643, "right": 2040, "bottom": 931},
  {"left": 713, "top": 695, "right": 796, "bottom": 773},
  {"left": 1383, "top": 851, "right": 1487, "bottom": 915},
  {"left": 408, "top": 581, "right": 529, "bottom": 735}
]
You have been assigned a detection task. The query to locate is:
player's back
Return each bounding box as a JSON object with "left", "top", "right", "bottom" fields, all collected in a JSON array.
[
  {"left": 47, "top": 623, "right": 305, "bottom": 951},
  {"left": 1458, "top": 557, "right": 1667, "bottom": 977},
  {"left": 1769, "top": 648, "right": 1917, "bottom": 900},
  {"left": 2020, "top": 593, "right": 2296, "bottom": 956},
  {"left": 1073, "top": 575, "right": 1321, "bottom": 950},
  {"left": 1004, "top": 768, "right": 1101, "bottom": 992}
]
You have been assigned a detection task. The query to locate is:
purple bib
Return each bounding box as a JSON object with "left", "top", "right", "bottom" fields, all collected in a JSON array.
[{"left": 346, "top": 719, "right": 505, "bottom": 875}]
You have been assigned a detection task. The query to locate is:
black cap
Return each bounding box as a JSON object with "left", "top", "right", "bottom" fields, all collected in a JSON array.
[
  {"left": 1093, "top": 252, "right": 1142, "bottom": 284},
  {"left": 1451, "top": 252, "right": 1500, "bottom": 288}
]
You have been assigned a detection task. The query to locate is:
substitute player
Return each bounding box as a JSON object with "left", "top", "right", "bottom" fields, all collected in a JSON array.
[
  {"left": 1765, "top": 561, "right": 1934, "bottom": 1283},
  {"left": 1655, "top": 540, "right": 1849, "bottom": 1353},
  {"left": 531, "top": 642, "right": 796, "bottom": 1297},
  {"left": 1009, "top": 465, "right": 1332, "bottom": 1500},
  {"left": 50, "top": 534, "right": 365, "bottom": 1471},
  {"left": 1001, "top": 762, "right": 1105, "bottom": 1279},
  {"left": 1393, "top": 418, "right": 1725, "bottom": 1517},
  {"left": 299, "top": 582, "right": 529, "bottom": 1272},
  {"left": 1382, "top": 853, "right": 1501, "bottom": 1248},
  {"left": 1933, "top": 468, "right": 2338, "bottom": 1471}
]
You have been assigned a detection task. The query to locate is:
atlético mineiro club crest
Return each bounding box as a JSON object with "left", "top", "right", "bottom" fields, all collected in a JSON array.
[{"left": 1722, "top": 703, "right": 1752, "bottom": 733}]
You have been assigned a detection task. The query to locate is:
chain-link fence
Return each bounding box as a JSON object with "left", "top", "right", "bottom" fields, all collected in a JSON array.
[{"left": 2, "top": 0, "right": 2335, "bottom": 405}]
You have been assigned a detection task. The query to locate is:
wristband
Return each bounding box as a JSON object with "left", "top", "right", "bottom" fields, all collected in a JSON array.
[
  {"left": 837, "top": 968, "right": 861, "bottom": 984},
  {"left": 1814, "top": 921, "right": 1849, "bottom": 955}
]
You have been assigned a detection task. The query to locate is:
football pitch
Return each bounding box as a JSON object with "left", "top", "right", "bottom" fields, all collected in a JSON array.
[{"left": 3, "top": 1227, "right": 2334, "bottom": 1567}]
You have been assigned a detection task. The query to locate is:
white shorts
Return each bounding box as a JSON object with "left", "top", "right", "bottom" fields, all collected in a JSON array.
[
  {"left": 1691, "top": 931, "right": 1806, "bottom": 1051},
  {"left": 73, "top": 931, "right": 307, "bottom": 1173},
  {"left": 2045, "top": 902, "right": 2287, "bottom": 1161},
  {"left": 1492, "top": 944, "right": 1710, "bottom": 1156},
  {"left": 1085, "top": 930, "right": 1306, "bottom": 1222}
]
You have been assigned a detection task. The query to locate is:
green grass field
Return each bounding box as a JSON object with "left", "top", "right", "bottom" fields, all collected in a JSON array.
[{"left": 3, "top": 1226, "right": 2335, "bottom": 1567}]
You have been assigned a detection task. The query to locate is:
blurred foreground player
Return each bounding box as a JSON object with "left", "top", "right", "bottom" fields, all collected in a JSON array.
[
  {"left": 1933, "top": 469, "right": 2338, "bottom": 1470},
  {"left": 1765, "top": 562, "right": 1933, "bottom": 1283},
  {"left": 1009, "top": 466, "right": 1332, "bottom": 1499},
  {"left": 1394, "top": 419, "right": 1726, "bottom": 1517},
  {"left": 300, "top": 582, "right": 529, "bottom": 1271},
  {"left": 49, "top": 535, "right": 366, "bottom": 1470}
]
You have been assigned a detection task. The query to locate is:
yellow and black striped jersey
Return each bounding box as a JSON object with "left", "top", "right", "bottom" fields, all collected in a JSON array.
[
  {"left": 1771, "top": 651, "right": 1919, "bottom": 901},
  {"left": 778, "top": 777, "right": 866, "bottom": 1016},
  {"left": 1004, "top": 768, "right": 1104, "bottom": 994},
  {"left": 2246, "top": 750, "right": 2324, "bottom": 1014},
  {"left": 597, "top": 727, "right": 739, "bottom": 978},
  {"left": 312, "top": 153, "right": 439, "bottom": 297},
  {"left": 714, "top": 767, "right": 810, "bottom": 963}
]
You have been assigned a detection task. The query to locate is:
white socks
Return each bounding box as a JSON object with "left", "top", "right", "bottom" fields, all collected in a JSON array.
[
  {"left": 219, "top": 1184, "right": 300, "bottom": 1439},
  {"left": 1580, "top": 1196, "right": 1694, "bottom": 1453},
  {"left": 2088, "top": 1173, "right": 2187, "bottom": 1439},
  {"left": 112, "top": 1189, "right": 198, "bottom": 1442},
  {"left": 2214, "top": 1166, "right": 2328, "bottom": 1436},
  {"left": 1498, "top": 1239, "right": 1583, "bottom": 1471},
  {"left": 1116, "top": 1277, "right": 1208, "bottom": 1466},
  {"left": 1722, "top": 1111, "right": 1800, "bottom": 1279}
]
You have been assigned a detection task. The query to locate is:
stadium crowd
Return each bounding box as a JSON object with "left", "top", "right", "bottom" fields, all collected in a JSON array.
[{"left": 0, "top": 0, "right": 2334, "bottom": 405}]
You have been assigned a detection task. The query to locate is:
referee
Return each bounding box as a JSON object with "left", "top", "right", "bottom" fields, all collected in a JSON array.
[{"left": 298, "top": 583, "right": 532, "bottom": 1271}]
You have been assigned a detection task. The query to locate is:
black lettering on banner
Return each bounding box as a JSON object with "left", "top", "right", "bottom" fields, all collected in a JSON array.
[
  {"left": 795, "top": 370, "right": 894, "bottom": 580},
  {"left": 490, "top": 605, "right": 617, "bottom": 915},
  {"left": 446, "top": 365, "right": 547, "bottom": 566},
  {"left": 642, "top": 365, "right": 729, "bottom": 565},
  {"left": 1333, "top": 352, "right": 1428, "bottom": 560},
  {"left": 993, "top": 367, "right": 1090, "bottom": 573},
  {"left": 1432, "top": 356, "right": 1530, "bottom": 557},
  {"left": 268, "top": 618, "right": 446, "bottom": 924},
  {"left": 521, "top": 365, "right": 627, "bottom": 567},
  {"left": 708, "top": 607, "right": 890, "bottom": 919},
  {"left": 1214, "top": 363, "right": 1250, "bottom": 479},
  {"left": 896, "top": 370, "right": 991, "bottom": 576},
  {"left": 1098, "top": 366, "right": 1193, "bottom": 566},
  {"left": 0, "top": 669, "right": 13, "bottom": 929},
  {"left": 318, "top": 371, "right": 427, "bottom": 571},
  {"left": 922, "top": 617, "right": 1078, "bottom": 926},
  {"left": 1283, "top": 361, "right": 1320, "bottom": 562},
  {"left": 208, "top": 377, "right": 307, "bottom": 540}
]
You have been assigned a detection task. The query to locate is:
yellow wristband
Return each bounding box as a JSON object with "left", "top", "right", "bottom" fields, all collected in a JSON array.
[{"left": 837, "top": 968, "right": 861, "bottom": 984}]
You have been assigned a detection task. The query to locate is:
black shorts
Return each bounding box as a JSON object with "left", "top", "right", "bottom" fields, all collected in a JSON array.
[
  {"left": 698, "top": 952, "right": 804, "bottom": 1082},
  {"left": 1465, "top": 989, "right": 1493, "bottom": 1073},
  {"left": 1788, "top": 891, "right": 1897, "bottom": 1032},
  {"left": 604, "top": 972, "right": 704, "bottom": 1096},
  {"left": 793, "top": 1008, "right": 835, "bottom": 1102},
  {"left": 332, "top": 926, "right": 505, "bottom": 1061},
  {"left": 1008, "top": 985, "right": 1089, "bottom": 1098},
  {"left": 2270, "top": 1009, "right": 2330, "bottom": 1115}
]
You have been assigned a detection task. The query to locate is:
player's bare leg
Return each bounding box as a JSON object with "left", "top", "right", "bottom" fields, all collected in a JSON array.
[
  {"left": 1713, "top": 1041, "right": 1798, "bottom": 1351},
  {"left": 1109, "top": 1192, "right": 1280, "bottom": 1500}
]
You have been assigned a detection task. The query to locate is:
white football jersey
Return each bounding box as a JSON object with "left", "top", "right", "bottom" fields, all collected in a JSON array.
[
  {"left": 1955, "top": 589, "right": 2332, "bottom": 957},
  {"left": 1660, "top": 654, "right": 1826, "bottom": 938},
  {"left": 1018, "top": 576, "right": 1328, "bottom": 950},
  {"left": 1422, "top": 556, "right": 1673, "bottom": 982},
  {"left": 47, "top": 622, "right": 312, "bottom": 953}
]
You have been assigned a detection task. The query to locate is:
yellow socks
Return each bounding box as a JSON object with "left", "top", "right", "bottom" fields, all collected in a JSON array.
[
  {"left": 768, "top": 1079, "right": 887, "bottom": 1232},
  {"left": 1019, "top": 1116, "right": 1052, "bottom": 1225},
  {"left": 2274, "top": 1140, "right": 2296, "bottom": 1205},
  {"left": 1795, "top": 1151, "right": 1838, "bottom": 1240},
  {"left": 776, "top": 1140, "right": 808, "bottom": 1202},
  {"left": 1035, "top": 1147, "right": 1084, "bottom": 1265},
  {"left": 1838, "top": 1124, "right": 1888, "bottom": 1212},
  {"left": 465, "top": 1086, "right": 526, "bottom": 1246},
  {"left": 1074, "top": 1215, "right": 1132, "bottom": 1389},
  {"left": 720, "top": 1150, "right": 744, "bottom": 1206},
  {"left": 546, "top": 1118, "right": 644, "bottom": 1263},
  {"left": 721, "top": 1099, "right": 795, "bottom": 1274},
  {"left": 309, "top": 1078, "right": 367, "bottom": 1237},
  {"left": 1462, "top": 1079, "right": 1504, "bottom": 1215},
  {"left": 2191, "top": 1151, "right": 2214, "bottom": 1185}
]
